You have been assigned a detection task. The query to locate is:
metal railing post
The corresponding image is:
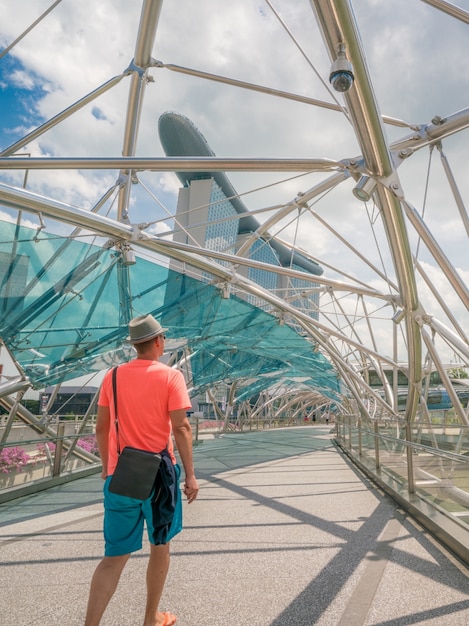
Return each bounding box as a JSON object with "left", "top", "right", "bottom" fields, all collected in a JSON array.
[
  {"left": 374, "top": 420, "right": 380, "bottom": 470},
  {"left": 358, "top": 417, "right": 362, "bottom": 456},
  {"left": 52, "top": 422, "right": 65, "bottom": 477},
  {"left": 406, "top": 421, "right": 415, "bottom": 493}
]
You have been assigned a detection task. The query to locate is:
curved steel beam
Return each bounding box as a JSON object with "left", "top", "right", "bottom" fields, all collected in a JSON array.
[
  {"left": 420, "top": 327, "right": 469, "bottom": 425},
  {"left": 0, "top": 183, "right": 133, "bottom": 239},
  {"left": 425, "top": 317, "right": 469, "bottom": 360},
  {"left": 156, "top": 61, "right": 412, "bottom": 128},
  {"left": 309, "top": 0, "right": 422, "bottom": 423},
  {"left": 117, "top": 0, "right": 165, "bottom": 221},
  {"left": 0, "top": 156, "right": 344, "bottom": 172},
  {"left": 438, "top": 146, "right": 469, "bottom": 238},
  {"left": 392, "top": 107, "right": 469, "bottom": 156},
  {"left": 0, "top": 180, "right": 392, "bottom": 304},
  {"left": 420, "top": 0, "right": 469, "bottom": 24},
  {"left": 0, "top": 376, "right": 31, "bottom": 398},
  {"left": 309, "top": 1, "right": 393, "bottom": 175},
  {"left": 141, "top": 235, "right": 390, "bottom": 299},
  {"left": 236, "top": 172, "right": 347, "bottom": 258},
  {"left": 402, "top": 199, "right": 469, "bottom": 309},
  {"left": 0, "top": 183, "right": 399, "bottom": 372}
]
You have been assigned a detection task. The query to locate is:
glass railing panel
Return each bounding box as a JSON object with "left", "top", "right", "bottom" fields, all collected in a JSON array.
[
  {"left": 410, "top": 422, "right": 468, "bottom": 456},
  {"left": 359, "top": 427, "right": 376, "bottom": 465},
  {"left": 412, "top": 441, "right": 469, "bottom": 527},
  {"left": 334, "top": 415, "right": 469, "bottom": 529}
]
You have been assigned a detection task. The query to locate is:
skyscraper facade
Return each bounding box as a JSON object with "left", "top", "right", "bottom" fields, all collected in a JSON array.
[{"left": 160, "top": 112, "right": 321, "bottom": 320}]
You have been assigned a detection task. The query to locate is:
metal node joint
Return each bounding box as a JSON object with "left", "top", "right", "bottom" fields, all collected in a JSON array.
[
  {"left": 343, "top": 157, "right": 367, "bottom": 178},
  {"left": 420, "top": 313, "right": 434, "bottom": 326},
  {"left": 115, "top": 240, "right": 136, "bottom": 266},
  {"left": 391, "top": 147, "right": 414, "bottom": 165},
  {"left": 380, "top": 173, "right": 404, "bottom": 199},
  {"left": 413, "top": 309, "right": 432, "bottom": 327},
  {"left": 124, "top": 58, "right": 147, "bottom": 77},
  {"left": 116, "top": 172, "right": 130, "bottom": 187},
  {"left": 219, "top": 282, "right": 231, "bottom": 299}
]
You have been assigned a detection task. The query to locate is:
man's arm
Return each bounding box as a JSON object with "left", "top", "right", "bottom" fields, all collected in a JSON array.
[
  {"left": 170, "top": 408, "right": 199, "bottom": 503},
  {"left": 95, "top": 405, "right": 111, "bottom": 479}
]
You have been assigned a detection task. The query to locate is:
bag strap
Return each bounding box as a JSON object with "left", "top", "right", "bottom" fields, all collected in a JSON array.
[{"left": 112, "top": 366, "right": 121, "bottom": 455}]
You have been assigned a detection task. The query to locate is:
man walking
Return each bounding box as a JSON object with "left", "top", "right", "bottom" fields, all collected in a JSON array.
[{"left": 85, "top": 314, "right": 199, "bottom": 626}]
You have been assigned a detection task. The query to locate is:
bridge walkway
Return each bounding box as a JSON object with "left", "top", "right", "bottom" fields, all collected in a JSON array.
[{"left": 1, "top": 427, "right": 468, "bottom": 625}]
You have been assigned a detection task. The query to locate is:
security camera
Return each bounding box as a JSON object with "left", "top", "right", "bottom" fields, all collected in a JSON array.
[
  {"left": 330, "top": 68, "right": 354, "bottom": 93},
  {"left": 329, "top": 43, "right": 354, "bottom": 93}
]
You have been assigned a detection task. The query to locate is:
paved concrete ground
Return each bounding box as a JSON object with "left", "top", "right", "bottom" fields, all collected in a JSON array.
[{"left": 1, "top": 426, "right": 468, "bottom": 625}]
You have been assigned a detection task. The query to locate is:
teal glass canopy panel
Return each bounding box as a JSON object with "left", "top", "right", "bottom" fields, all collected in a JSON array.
[
  {"left": 0, "top": 221, "right": 170, "bottom": 387},
  {"left": 0, "top": 219, "right": 339, "bottom": 401},
  {"left": 161, "top": 273, "right": 340, "bottom": 399}
]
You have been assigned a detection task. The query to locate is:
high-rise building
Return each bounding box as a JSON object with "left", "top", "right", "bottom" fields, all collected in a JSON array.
[{"left": 159, "top": 112, "right": 322, "bottom": 319}]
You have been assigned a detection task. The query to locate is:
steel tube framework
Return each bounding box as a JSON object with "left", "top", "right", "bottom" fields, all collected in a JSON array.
[{"left": 0, "top": 0, "right": 468, "bottom": 556}]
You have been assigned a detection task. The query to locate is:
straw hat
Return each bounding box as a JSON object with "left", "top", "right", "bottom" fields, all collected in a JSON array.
[{"left": 127, "top": 314, "right": 168, "bottom": 344}]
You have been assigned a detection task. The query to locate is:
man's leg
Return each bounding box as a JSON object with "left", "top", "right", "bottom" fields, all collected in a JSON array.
[
  {"left": 84, "top": 554, "right": 130, "bottom": 626},
  {"left": 143, "top": 543, "right": 172, "bottom": 626}
]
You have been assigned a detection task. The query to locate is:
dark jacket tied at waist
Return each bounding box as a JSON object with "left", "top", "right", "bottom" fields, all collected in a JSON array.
[{"left": 151, "top": 449, "right": 180, "bottom": 544}]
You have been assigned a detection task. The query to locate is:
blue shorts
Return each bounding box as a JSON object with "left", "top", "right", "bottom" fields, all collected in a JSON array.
[{"left": 103, "top": 463, "right": 182, "bottom": 557}]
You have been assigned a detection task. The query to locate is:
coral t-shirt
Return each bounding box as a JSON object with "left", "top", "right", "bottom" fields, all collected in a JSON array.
[{"left": 98, "top": 359, "right": 192, "bottom": 475}]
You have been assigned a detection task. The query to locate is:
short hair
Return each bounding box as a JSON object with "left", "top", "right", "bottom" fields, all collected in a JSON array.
[{"left": 134, "top": 334, "right": 162, "bottom": 353}]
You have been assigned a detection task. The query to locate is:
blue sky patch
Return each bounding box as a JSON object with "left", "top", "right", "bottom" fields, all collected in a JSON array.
[
  {"left": 0, "top": 56, "right": 47, "bottom": 149},
  {"left": 91, "top": 106, "right": 107, "bottom": 121}
]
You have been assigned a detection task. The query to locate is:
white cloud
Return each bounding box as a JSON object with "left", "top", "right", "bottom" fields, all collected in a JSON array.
[
  {"left": 0, "top": 208, "right": 37, "bottom": 229},
  {"left": 157, "top": 172, "right": 182, "bottom": 196},
  {"left": 10, "top": 69, "right": 35, "bottom": 90}
]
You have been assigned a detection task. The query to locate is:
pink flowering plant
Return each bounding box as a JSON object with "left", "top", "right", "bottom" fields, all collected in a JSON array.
[
  {"left": 36, "top": 435, "right": 98, "bottom": 454},
  {"left": 0, "top": 446, "right": 32, "bottom": 474},
  {"left": 36, "top": 442, "right": 56, "bottom": 456},
  {"left": 78, "top": 436, "right": 99, "bottom": 455},
  {"left": 0, "top": 435, "right": 100, "bottom": 475}
]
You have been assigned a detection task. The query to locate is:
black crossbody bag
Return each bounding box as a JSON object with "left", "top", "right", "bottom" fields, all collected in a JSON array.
[{"left": 108, "top": 366, "right": 162, "bottom": 500}]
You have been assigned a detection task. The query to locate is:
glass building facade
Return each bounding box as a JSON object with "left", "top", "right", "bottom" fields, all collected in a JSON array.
[
  {"left": 205, "top": 182, "right": 239, "bottom": 256},
  {"left": 161, "top": 111, "right": 322, "bottom": 321},
  {"left": 174, "top": 176, "right": 320, "bottom": 320}
]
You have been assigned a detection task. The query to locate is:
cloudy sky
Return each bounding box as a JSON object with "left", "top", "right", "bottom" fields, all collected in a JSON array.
[{"left": 0, "top": 0, "right": 468, "bottom": 369}]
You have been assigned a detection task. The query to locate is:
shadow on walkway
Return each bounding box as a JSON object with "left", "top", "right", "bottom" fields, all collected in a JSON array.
[{"left": 1, "top": 427, "right": 468, "bottom": 625}]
